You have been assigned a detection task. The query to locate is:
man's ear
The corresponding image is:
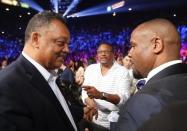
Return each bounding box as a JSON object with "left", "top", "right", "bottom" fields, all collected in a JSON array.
[
  {"left": 152, "top": 36, "right": 164, "bottom": 54},
  {"left": 30, "top": 32, "right": 40, "bottom": 49}
]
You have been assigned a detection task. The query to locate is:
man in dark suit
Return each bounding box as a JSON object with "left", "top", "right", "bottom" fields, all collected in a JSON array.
[
  {"left": 0, "top": 11, "right": 85, "bottom": 131},
  {"left": 111, "top": 18, "right": 187, "bottom": 131}
]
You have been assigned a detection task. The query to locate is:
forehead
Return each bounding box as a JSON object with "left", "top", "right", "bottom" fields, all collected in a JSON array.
[
  {"left": 130, "top": 28, "right": 151, "bottom": 46},
  {"left": 98, "top": 44, "right": 112, "bottom": 50},
  {"left": 43, "top": 19, "right": 70, "bottom": 40}
]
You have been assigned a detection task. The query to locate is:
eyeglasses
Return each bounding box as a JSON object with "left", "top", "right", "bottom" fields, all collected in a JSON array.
[{"left": 97, "top": 50, "right": 113, "bottom": 55}]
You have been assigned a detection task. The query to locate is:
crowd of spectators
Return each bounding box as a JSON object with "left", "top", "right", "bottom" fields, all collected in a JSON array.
[
  {"left": 0, "top": 24, "right": 187, "bottom": 65},
  {"left": 0, "top": 36, "right": 23, "bottom": 62}
]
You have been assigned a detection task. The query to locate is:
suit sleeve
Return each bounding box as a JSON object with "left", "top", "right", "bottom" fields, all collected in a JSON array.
[
  {"left": 111, "top": 93, "right": 162, "bottom": 131},
  {"left": 0, "top": 84, "right": 33, "bottom": 131},
  {"left": 69, "top": 104, "right": 84, "bottom": 124}
]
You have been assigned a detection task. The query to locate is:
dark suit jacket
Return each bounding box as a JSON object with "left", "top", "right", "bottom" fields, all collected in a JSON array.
[
  {"left": 0, "top": 55, "right": 82, "bottom": 131},
  {"left": 111, "top": 63, "right": 187, "bottom": 131},
  {"left": 137, "top": 101, "right": 187, "bottom": 131}
]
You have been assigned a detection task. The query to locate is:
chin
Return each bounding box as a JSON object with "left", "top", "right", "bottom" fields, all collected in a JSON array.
[
  {"left": 132, "top": 67, "right": 143, "bottom": 79},
  {"left": 100, "top": 61, "right": 107, "bottom": 64},
  {"left": 53, "top": 62, "right": 62, "bottom": 68}
]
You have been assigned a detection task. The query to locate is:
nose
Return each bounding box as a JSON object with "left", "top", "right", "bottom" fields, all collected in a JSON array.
[
  {"left": 128, "top": 48, "right": 133, "bottom": 58},
  {"left": 63, "top": 43, "right": 69, "bottom": 54}
]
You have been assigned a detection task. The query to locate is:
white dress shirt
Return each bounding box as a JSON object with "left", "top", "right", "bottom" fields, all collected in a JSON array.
[{"left": 22, "top": 52, "right": 77, "bottom": 131}]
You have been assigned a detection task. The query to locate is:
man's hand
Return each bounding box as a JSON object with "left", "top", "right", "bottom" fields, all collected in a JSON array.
[
  {"left": 82, "top": 85, "right": 102, "bottom": 99},
  {"left": 85, "top": 97, "right": 96, "bottom": 107},
  {"left": 83, "top": 106, "right": 98, "bottom": 121}
]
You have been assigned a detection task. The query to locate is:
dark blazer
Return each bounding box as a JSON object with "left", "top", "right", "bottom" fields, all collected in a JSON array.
[
  {"left": 111, "top": 63, "right": 187, "bottom": 131},
  {"left": 0, "top": 55, "right": 82, "bottom": 131},
  {"left": 137, "top": 101, "right": 187, "bottom": 131}
]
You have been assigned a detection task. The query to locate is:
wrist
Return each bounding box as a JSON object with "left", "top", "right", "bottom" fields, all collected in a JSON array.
[{"left": 100, "top": 92, "right": 108, "bottom": 100}]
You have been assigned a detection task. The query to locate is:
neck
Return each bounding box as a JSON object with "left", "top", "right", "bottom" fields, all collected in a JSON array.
[{"left": 100, "top": 62, "right": 113, "bottom": 76}]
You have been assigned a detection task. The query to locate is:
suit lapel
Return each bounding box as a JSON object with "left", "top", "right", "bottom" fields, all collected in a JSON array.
[{"left": 17, "top": 55, "right": 75, "bottom": 130}]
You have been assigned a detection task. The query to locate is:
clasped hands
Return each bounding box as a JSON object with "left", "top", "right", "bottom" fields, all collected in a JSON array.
[
  {"left": 83, "top": 106, "right": 98, "bottom": 121},
  {"left": 83, "top": 96, "right": 98, "bottom": 122}
]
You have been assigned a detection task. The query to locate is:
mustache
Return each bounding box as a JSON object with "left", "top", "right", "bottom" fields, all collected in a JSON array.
[{"left": 55, "top": 52, "right": 68, "bottom": 58}]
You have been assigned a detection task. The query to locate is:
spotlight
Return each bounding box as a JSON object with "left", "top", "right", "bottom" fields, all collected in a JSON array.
[
  {"left": 68, "top": 0, "right": 126, "bottom": 18},
  {"left": 20, "top": 0, "right": 44, "bottom": 12},
  {"left": 63, "top": 0, "right": 81, "bottom": 17},
  {"left": 128, "top": 8, "right": 132, "bottom": 11},
  {"left": 112, "top": 12, "right": 116, "bottom": 16},
  {"left": 107, "top": 6, "right": 112, "bottom": 12},
  {"left": 50, "top": 0, "right": 58, "bottom": 13},
  {"left": 5, "top": 8, "right": 10, "bottom": 11},
  {"left": 27, "top": 12, "right": 31, "bottom": 15},
  {"left": 111, "top": 0, "right": 125, "bottom": 10}
]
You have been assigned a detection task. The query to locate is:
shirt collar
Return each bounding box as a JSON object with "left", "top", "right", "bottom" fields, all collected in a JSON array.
[
  {"left": 22, "top": 51, "right": 57, "bottom": 82},
  {"left": 146, "top": 60, "right": 182, "bottom": 82}
]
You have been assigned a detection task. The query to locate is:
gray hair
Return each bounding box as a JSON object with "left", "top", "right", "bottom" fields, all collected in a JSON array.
[{"left": 25, "top": 10, "right": 67, "bottom": 42}]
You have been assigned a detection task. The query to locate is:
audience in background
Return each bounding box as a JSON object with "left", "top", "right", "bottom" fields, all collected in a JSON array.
[
  {"left": 0, "top": 58, "right": 8, "bottom": 70},
  {"left": 1, "top": 25, "right": 187, "bottom": 64},
  {"left": 75, "top": 60, "right": 85, "bottom": 86},
  {"left": 58, "top": 63, "right": 75, "bottom": 84},
  {"left": 122, "top": 55, "right": 137, "bottom": 95}
]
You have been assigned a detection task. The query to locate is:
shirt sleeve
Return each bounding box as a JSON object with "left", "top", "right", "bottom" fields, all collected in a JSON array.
[{"left": 116, "top": 67, "right": 131, "bottom": 106}]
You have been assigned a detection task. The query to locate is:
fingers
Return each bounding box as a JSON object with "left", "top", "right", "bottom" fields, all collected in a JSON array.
[
  {"left": 82, "top": 85, "right": 93, "bottom": 90},
  {"left": 83, "top": 107, "right": 90, "bottom": 114},
  {"left": 83, "top": 106, "right": 98, "bottom": 122},
  {"left": 82, "top": 86, "right": 96, "bottom": 98},
  {"left": 95, "top": 110, "right": 98, "bottom": 120},
  {"left": 87, "top": 93, "right": 94, "bottom": 99},
  {"left": 85, "top": 98, "right": 96, "bottom": 107}
]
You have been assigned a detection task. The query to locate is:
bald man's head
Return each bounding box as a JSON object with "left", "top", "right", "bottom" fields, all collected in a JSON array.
[
  {"left": 129, "top": 18, "right": 181, "bottom": 78},
  {"left": 135, "top": 18, "right": 180, "bottom": 48}
]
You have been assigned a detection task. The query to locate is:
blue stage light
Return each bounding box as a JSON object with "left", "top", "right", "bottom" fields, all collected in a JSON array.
[
  {"left": 20, "top": 0, "right": 44, "bottom": 12},
  {"left": 107, "top": 6, "right": 112, "bottom": 12},
  {"left": 67, "top": 0, "right": 125, "bottom": 18},
  {"left": 63, "top": 0, "right": 81, "bottom": 17},
  {"left": 51, "top": 0, "right": 58, "bottom": 13}
]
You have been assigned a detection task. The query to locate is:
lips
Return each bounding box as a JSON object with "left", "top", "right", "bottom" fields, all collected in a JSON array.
[{"left": 100, "top": 56, "right": 107, "bottom": 59}]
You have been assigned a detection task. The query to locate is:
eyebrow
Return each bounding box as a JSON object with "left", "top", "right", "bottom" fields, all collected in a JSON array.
[
  {"left": 131, "top": 40, "right": 138, "bottom": 45},
  {"left": 130, "top": 41, "right": 134, "bottom": 45},
  {"left": 55, "top": 37, "right": 69, "bottom": 42}
]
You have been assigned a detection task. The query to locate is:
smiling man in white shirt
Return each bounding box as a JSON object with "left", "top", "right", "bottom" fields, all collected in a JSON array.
[{"left": 81, "top": 42, "right": 131, "bottom": 131}]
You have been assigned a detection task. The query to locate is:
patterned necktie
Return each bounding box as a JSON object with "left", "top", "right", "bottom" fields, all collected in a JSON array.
[{"left": 136, "top": 79, "right": 146, "bottom": 90}]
